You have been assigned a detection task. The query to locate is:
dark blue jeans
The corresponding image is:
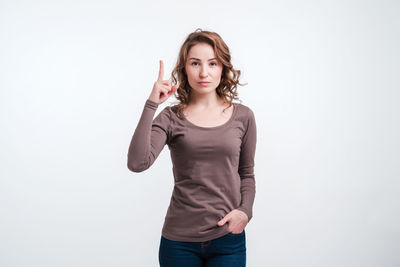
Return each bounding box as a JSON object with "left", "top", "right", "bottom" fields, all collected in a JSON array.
[{"left": 159, "top": 230, "right": 246, "bottom": 267}]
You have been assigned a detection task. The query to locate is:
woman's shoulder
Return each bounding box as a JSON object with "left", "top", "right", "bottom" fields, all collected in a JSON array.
[
  {"left": 235, "top": 102, "right": 255, "bottom": 119},
  {"left": 160, "top": 103, "right": 182, "bottom": 122}
]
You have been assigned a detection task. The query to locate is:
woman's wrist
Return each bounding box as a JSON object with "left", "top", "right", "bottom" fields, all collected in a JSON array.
[{"left": 147, "top": 98, "right": 159, "bottom": 105}]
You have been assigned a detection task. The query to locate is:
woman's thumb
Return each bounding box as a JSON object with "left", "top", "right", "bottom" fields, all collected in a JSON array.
[{"left": 169, "top": 85, "right": 178, "bottom": 95}]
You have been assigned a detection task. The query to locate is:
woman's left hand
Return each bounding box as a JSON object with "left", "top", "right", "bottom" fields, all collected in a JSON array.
[{"left": 217, "top": 209, "right": 249, "bottom": 234}]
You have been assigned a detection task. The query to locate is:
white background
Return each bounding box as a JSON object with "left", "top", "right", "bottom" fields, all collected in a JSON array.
[{"left": 1, "top": 0, "right": 399, "bottom": 266}]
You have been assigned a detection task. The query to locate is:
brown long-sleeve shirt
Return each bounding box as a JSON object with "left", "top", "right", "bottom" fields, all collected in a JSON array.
[{"left": 127, "top": 99, "right": 257, "bottom": 242}]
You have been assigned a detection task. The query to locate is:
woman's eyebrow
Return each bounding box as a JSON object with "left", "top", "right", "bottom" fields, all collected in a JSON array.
[{"left": 189, "top": 57, "right": 217, "bottom": 61}]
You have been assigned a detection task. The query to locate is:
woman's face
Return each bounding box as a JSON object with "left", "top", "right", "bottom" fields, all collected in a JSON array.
[{"left": 185, "top": 43, "right": 223, "bottom": 96}]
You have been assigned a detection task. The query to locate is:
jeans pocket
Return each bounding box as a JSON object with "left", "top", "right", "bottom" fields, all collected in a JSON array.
[{"left": 228, "top": 230, "right": 245, "bottom": 236}]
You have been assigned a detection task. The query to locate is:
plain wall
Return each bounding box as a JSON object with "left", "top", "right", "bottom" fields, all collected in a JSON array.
[{"left": 0, "top": 0, "right": 399, "bottom": 266}]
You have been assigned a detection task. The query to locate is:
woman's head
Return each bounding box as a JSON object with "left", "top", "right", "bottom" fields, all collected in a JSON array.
[
  {"left": 171, "top": 28, "right": 246, "bottom": 118},
  {"left": 184, "top": 42, "right": 223, "bottom": 98}
]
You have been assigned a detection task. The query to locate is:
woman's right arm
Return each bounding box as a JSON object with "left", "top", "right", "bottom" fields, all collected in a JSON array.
[
  {"left": 127, "top": 60, "right": 178, "bottom": 172},
  {"left": 127, "top": 99, "right": 170, "bottom": 172}
]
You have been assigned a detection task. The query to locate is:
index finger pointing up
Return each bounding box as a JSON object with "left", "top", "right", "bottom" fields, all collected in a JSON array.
[{"left": 157, "top": 60, "right": 164, "bottom": 82}]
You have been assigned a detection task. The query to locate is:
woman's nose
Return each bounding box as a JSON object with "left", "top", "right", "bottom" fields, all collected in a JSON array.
[{"left": 200, "top": 66, "right": 209, "bottom": 77}]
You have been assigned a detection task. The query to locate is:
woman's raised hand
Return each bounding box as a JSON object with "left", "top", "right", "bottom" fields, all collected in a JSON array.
[{"left": 148, "top": 60, "right": 179, "bottom": 105}]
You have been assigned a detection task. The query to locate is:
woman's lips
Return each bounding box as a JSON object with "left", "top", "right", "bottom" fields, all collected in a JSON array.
[{"left": 199, "top": 82, "right": 210, "bottom": 86}]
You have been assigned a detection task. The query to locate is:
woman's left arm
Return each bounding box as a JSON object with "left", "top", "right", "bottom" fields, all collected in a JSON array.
[{"left": 236, "top": 107, "right": 257, "bottom": 222}]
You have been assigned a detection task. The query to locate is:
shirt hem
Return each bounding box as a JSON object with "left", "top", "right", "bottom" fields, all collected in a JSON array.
[{"left": 161, "top": 228, "right": 232, "bottom": 242}]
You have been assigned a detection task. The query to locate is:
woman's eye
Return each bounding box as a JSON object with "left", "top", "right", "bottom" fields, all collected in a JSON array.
[{"left": 191, "top": 62, "right": 217, "bottom": 66}]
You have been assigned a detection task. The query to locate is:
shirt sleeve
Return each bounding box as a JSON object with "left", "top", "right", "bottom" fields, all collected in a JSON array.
[
  {"left": 127, "top": 99, "right": 171, "bottom": 172},
  {"left": 236, "top": 107, "right": 257, "bottom": 222}
]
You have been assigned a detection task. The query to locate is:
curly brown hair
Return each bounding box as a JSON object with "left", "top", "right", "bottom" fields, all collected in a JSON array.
[{"left": 168, "top": 28, "right": 247, "bottom": 119}]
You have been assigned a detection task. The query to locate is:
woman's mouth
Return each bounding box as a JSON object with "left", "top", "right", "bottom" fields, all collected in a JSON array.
[{"left": 199, "top": 82, "right": 210, "bottom": 86}]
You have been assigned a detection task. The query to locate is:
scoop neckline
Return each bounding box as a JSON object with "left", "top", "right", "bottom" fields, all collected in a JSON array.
[{"left": 180, "top": 103, "right": 238, "bottom": 130}]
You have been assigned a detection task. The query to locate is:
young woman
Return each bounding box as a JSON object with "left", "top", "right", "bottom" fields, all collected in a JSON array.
[{"left": 127, "top": 29, "right": 257, "bottom": 267}]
